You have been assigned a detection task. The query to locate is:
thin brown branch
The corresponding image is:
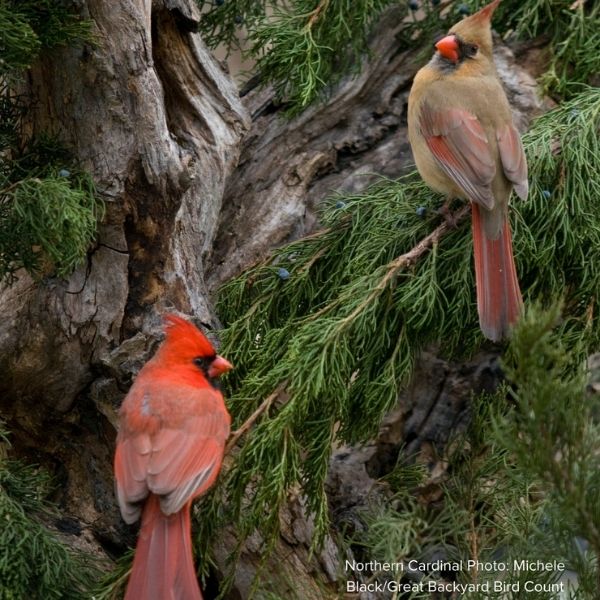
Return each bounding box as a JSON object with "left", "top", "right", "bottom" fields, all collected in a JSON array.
[
  {"left": 225, "top": 383, "right": 287, "bottom": 454},
  {"left": 0, "top": 179, "right": 25, "bottom": 198},
  {"left": 337, "top": 203, "right": 471, "bottom": 328},
  {"left": 390, "top": 204, "right": 471, "bottom": 269},
  {"left": 306, "top": 0, "right": 331, "bottom": 28},
  {"left": 302, "top": 204, "right": 471, "bottom": 327},
  {"left": 299, "top": 246, "right": 327, "bottom": 273},
  {"left": 468, "top": 500, "right": 479, "bottom": 582}
]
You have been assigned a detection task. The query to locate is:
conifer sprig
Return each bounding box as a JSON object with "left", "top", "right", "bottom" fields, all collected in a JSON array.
[
  {"left": 201, "top": 87, "right": 600, "bottom": 589},
  {"left": 492, "top": 0, "right": 600, "bottom": 98},
  {"left": 197, "top": 0, "right": 273, "bottom": 51},
  {"left": 199, "top": 0, "right": 599, "bottom": 115},
  {"left": 250, "top": 0, "right": 401, "bottom": 115},
  {"left": 0, "top": 7, "right": 41, "bottom": 74},
  {"left": 0, "top": 171, "right": 99, "bottom": 280},
  {"left": 352, "top": 392, "right": 556, "bottom": 598},
  {"left": 6, "top": 0, "right": 93, "bottom": 51},
  {"left": 351, "top": 302, "right": 600, "bottom": 597},
  {"left": 0, "top": 1, "right": 92, "bottom": 77},
  {"left": 0, "top": 423, "right": 100, "bottom": 599},
  {"left": 0, "top": 4, "right": 99, "bottom": 282},
  {"left": 199, "top": 0, "right": 403, "bottom": 115},
  {"left": 496, "top": 301, "right": 600, "bottom": 594}
]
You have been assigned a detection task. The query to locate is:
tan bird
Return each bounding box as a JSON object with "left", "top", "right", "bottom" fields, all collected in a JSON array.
[{"left": 408, "top": 0, "right": 528, "bottom": 341}]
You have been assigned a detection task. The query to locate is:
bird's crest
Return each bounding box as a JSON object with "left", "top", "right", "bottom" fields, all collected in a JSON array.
[
  {"left": 450, "top": 0, "right": 501, "bottom": 58},
  {"left": 469, "top": 0, "right": 501, "bottom": 25},
  {"left": 162, "top": 314, "right": 216, "bottom": 360}
]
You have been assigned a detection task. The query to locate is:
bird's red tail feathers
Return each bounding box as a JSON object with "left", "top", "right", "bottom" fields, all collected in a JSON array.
[
  {"left": 124, "top": 496, "right": 202, "bottom": 600},
  {"left": 471, "top": 203, "right": 522, "bottom": 341}
]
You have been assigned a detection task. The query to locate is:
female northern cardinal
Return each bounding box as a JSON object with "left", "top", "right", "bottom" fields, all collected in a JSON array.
[
  {"left": 114, "top": 314, "right": 232, "bottom": 600},
  {"left": 408, "top": 0, "right": 528, "bottom": 341}
]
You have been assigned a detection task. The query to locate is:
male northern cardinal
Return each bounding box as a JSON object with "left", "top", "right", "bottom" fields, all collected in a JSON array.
[
  {"left": 114, "top": 314, "right": 232, "bottom": 600},
  {"left": 408, "top": 0, "right": 527, "bottom": 341}
]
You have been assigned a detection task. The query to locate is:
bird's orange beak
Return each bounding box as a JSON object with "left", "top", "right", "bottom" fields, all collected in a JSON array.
[
  {"left": 208, "top": 355, "right": 233, "bottom": 378},
  {"left": 435, "top": 35, "right": 460, "bottom": 63}
]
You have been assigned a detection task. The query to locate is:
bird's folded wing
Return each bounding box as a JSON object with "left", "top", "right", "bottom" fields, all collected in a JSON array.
[
  {"left": 496, "top": 123, "right": 528, "bottom": 200},
  {"left": 419, "top": 102, "right": 496, "bottom": 209},
  {"left": 115, "top": 387, "right": 230, "bottom": 520},
  {"left": 115, "top": 432, "right": 152, "bottom": 523},
  {"left": 147, "top": 410, "right": 230, "bottom": 514}
]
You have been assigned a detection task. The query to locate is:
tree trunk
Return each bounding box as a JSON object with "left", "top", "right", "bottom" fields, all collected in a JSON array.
[
  {"left": 0, "top": 3, "right": 545, "bottom": 598},
  {"left": 0, "top": 0, "right": 248, "bottom": 570},
  {"left": 1, "top": 0, "right": 248, "bottom": 416}
]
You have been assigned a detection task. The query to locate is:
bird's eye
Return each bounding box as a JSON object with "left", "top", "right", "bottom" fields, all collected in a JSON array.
[
  {"left": 193, "top": 356, "right": 214, "bottom": 371},
  {"left": 465, "top": 43, "right": 478, "bottom": 57}
]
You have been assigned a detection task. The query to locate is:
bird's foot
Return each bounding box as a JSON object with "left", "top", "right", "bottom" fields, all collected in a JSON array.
[{"left": 436, "top": 199, "right": 458, "bottom": 228}]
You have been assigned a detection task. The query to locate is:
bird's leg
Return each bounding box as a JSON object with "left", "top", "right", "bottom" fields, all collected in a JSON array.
[{"left": 437, "top": 195, "right": 458, "bottom": 228}]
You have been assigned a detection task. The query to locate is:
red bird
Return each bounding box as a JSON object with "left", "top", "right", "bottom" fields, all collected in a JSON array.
[
  {"left": 114, "top": 314, "right": 232, "bottom": 600},
  {"left": 408, "top": 0, "right": 527, "bottom": 341}
]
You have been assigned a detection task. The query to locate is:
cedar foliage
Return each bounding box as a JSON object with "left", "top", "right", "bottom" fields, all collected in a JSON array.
[
  {"left": 199, "top": 0, "right": 401, "bottom": 115},
  {"left": 359, "top": 301, "right": 600, "bottom": 597},
  {"left": 0, "top": 0, "right": 99, "bottom": 281},
  {"left": 198, "top": 0, "right": 600, "bottom": 112},
  {"left": 0, "top": 2, "right": 102, "bottom": 598},
  {"left": 496, "top": 301, "right": 600, "bottom": 596},
  {"left": 201, "top": 86, "right": 600, "bottom": 596},
  {"left": 0, "top": 423, "right": 99, "bottom": 599}
]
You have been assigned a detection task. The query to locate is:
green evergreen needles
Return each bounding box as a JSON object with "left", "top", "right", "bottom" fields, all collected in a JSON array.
[
  {"left": 0, "top": 170, "right": 99, "bottom": 280},
  {"left": 347, "top": 303, "right": 600, "bottom": 597},
  {"left": 199, "top": 0, "right": 600, "bottom": 115},
  {"left": 0, "top": 425, "right": 99, "bottom": 600},
  {"left": 0, "top": 2, "right": 100, "bottom": 593},
  {"left": 497, "top": 301, "right": 600, "bottom": 595},
  {"left": 0, "top": 1, "right": 98, "bottom": 282},
  {"left": 248, "top": 0, "right": 401, "bottom": 116},
  {"left": 493, "top": 0, "right": 600, "bottom": 99},
  {"left": 209, "top": 87, "right": 600, "bottom": 582}
]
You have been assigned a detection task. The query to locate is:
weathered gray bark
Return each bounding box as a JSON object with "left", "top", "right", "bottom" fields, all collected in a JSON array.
[
  {"left": 0, "top": 0, "right": 249, "bottom": 580},
  {"left": 0, "top": 0, "right": 248, "bottom": 423}
]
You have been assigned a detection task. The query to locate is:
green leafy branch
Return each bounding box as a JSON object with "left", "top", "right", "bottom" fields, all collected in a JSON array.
[
  {"left": 193, "top": 86, "right": 600, "bottom": 593},
  {"left": 496, "top": 301, "right": 600, "bottom": 594},
  {"left": 350, "top": 299, "right": 600, "bottom": 597},
  {"left": 0, "top": 0, "right": 92, "bottom": 77},
  {"left": 492, "top": 0, "right": 600, "bottom": 99},
  {"left": 0, "top": 4, "right": 100, "bottom": 283},
  {"left": 0, "top": 170, "right": 100, "bottom": 280},
  {"left": 0, "top": 422, "right": 101, "bottom": 600},
  {"left": 198, "top": 0, "right": 600, "bottom": 117}
]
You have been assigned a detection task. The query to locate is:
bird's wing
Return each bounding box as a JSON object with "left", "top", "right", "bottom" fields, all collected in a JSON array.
[
  {"left": 496, "top": 123, "right": 528, "bottom": 200},
  {"left": 114, "top": 427, "right": 153, "bottom": 523},
  {"left": 419, "top": 102, "right": 496, "bottom": 209},
  {"left": 114, "top": 385, "right": 230, "bottom": 521}
]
